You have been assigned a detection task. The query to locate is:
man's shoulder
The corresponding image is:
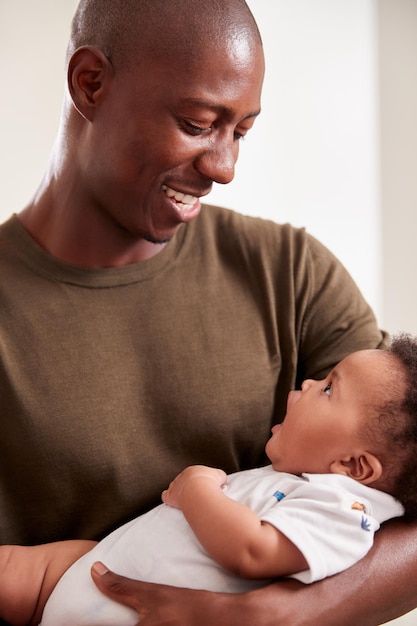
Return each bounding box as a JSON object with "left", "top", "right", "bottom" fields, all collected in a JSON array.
[
  {"left": 196, "top": 203, "right": 308, "bottom": 247},
  {"left": 199, "top": 203, "right": 290, "bottom": 229},
  {"left": 0, "top": 214, "right": 16, "bottom": 239},
  {"left": 0, "top": 215, "right": 20, "bottom": 258},
  {"left": 191, "top": 204, "right": 338, "bottom": 273}
]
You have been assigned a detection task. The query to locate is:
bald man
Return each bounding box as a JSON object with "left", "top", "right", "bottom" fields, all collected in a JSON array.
[{"left": 1, "top": 1, "right": 416, "bottom": 625}]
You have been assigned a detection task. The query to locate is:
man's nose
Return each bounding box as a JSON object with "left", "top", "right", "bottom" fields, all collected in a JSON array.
[{"left": 194, "top": 133, "right": 238, "bottom": 185}]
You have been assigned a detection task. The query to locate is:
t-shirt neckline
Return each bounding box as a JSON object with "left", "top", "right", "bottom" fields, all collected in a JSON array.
[{"left": 4, "top": 214, "right": 188, "bottom": 288}]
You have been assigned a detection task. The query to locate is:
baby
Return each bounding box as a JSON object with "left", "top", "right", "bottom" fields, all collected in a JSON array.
[{"left": 1, "top": 334, "right": 417, "bottom": 626}]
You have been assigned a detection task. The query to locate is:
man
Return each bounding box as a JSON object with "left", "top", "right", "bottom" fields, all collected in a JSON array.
[{"left": 1, "top": 0, "right": 416, "bottom": 624}]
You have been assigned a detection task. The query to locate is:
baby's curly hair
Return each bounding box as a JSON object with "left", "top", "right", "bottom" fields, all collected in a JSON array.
[{"left": 378, "top": 334, "right": 417, "bottom": 518}]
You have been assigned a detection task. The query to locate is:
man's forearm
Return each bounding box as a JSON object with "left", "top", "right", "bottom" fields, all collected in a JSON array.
[{"left": 93, "top": 518, "right": 417, "bottom": 625}]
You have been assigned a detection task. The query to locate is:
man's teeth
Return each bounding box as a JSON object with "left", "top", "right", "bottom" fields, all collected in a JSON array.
[{"left": 162, "top": 185, "right": 197, "bottom": 209}]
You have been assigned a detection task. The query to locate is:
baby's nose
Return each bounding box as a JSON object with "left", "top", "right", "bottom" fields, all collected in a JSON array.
[{"left": 301, "top": 379, "right": 314, "bottom": 392}]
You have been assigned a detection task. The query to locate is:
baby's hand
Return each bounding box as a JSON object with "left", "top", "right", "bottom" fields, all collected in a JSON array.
[{"left": 161, "top": 465, "right": 227, "bottom": 510}]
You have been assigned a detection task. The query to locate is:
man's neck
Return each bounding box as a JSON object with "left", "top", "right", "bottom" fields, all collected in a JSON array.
[{"left": 18, "top": 200, "right": 168, "bottom": 268}]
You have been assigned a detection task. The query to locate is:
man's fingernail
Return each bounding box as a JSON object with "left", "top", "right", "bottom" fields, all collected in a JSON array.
[{"left": 92, "top": 561, "right": 109, "bottom": 576}]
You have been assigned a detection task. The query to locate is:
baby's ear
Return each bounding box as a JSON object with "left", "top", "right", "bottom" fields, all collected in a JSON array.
[{"left": 330, "top": 452, "right": 382, "bottom": 485}]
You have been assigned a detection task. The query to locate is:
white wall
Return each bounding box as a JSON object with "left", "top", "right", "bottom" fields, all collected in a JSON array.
[
  {"left": 379, "top": 0, "right": 417, "bottom": 336},
  {"left": 213, "top": 0, "right": 382, "bottom": 322},
  {"left": 1, "top": 1, "right": 417, "bottom": 336},
  {"left": 0, "top": 0, "right": 76, "bottom": 213}
]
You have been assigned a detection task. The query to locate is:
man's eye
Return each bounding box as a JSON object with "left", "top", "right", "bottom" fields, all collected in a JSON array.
[
  {"left": 183, "top": 120, "right": 211, "bottom": 136},
  {"left": 323, "top": 382, "right": 332, "bottom": 397},
  {"left": 233, "top": 130, "right": 246, "bottom": 141}
]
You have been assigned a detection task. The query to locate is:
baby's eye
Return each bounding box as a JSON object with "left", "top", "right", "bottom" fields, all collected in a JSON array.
[{"left": 323, "top": 382, "right": 332, "bottom": 397}]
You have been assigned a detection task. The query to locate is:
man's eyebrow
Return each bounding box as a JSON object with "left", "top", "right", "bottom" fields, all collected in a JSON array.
[{"left": 180, "top": 98, "right": 261, "bottom": 120}]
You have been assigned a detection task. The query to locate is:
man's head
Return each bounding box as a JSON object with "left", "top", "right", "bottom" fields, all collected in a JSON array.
[
  {"left": 266, "top": 335, "right": 417, "bottom": 517},
  {"left": 67, "top": 0, "right": 262, "bottom": 70},
  {"left": 61, "top": 0, "right": 264, "bottom": 246}
]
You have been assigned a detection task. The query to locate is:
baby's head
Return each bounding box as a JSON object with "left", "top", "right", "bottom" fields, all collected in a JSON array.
[
  {"left": 375, "top": 334, "right": 417, "bottom": 517},
  {"left": 266, "top": 334, "right": 417, "bottom": 518}
]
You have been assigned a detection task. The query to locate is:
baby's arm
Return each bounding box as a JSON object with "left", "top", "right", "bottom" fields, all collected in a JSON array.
[
  {"left": 161, "top": 465, "right": 307, "bottom": 580},
  {"left": 0, "top": 539, "right": 96, "bottom": 626}
]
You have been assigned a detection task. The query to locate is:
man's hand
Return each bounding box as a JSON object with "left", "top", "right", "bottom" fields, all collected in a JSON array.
[
  {"left": 90, "top": 562, "right": 241, "bottom": 626},
  {"left": 90, "top": 562, "right": 312, "bottom": 626}
]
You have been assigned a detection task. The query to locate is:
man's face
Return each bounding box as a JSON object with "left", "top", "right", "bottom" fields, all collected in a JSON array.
[
  {"left": 265, "top": 350, "right": 399, "bottom": 475},
  {"left": 80, "top": 38, "right": 265, "bottom": 244}
]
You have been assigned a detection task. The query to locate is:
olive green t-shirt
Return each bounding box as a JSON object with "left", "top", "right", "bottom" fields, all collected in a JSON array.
[{"left": 0, "top": 206, "right": 387, "bottom": 544}]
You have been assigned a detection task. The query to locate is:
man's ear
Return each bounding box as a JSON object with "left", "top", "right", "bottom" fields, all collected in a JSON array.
[
  {"left": 67, "top": 46, "right": 113, "bottom": 121},
  {"left": 330, "top": 452, "right": 382, "bottom": 485}
]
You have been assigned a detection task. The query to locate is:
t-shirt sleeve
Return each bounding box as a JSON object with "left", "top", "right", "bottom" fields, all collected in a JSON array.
[
  {"left": 295, "top": 233, "right": 389, "bottom": 383},
  {"left": 260, "top": 480, "right": 379, "bottom": 584}
]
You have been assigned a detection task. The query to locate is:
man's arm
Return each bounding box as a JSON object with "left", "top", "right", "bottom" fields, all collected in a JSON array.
[
  {"left": 92, "top": 518, "right": 417, "bottom": 625},
  {"left": 161, "top": 465, "right": 307, "bottom": 579}
]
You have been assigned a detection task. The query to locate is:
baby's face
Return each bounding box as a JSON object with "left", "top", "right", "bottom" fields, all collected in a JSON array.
[{"left": 265, "top": 350, "right": 398, "bottom": 475}]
